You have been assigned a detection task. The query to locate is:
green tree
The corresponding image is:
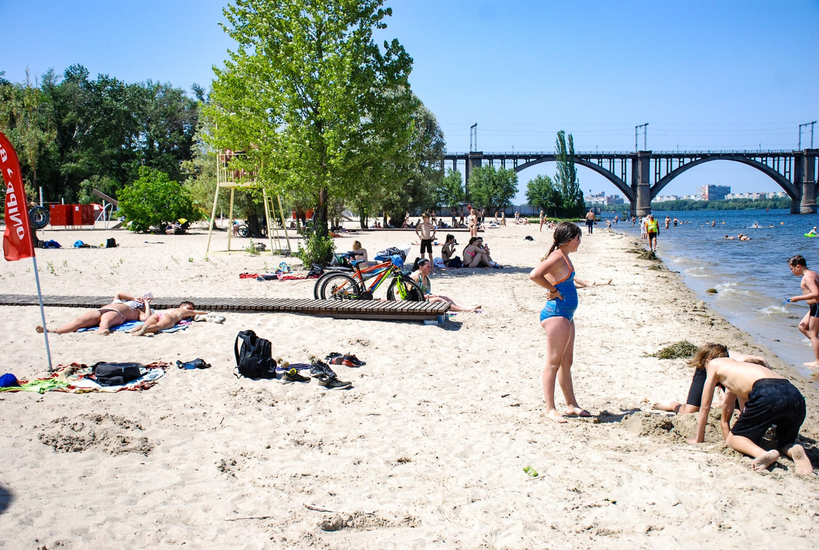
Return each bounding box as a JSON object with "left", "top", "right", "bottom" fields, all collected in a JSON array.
[
  {"left": 0, "top": 70, "right": 56, "bottom": 191},
  {"left": 378, "top": 101, "right": 444, "bottom": 225},
  {"left": 467, "top": 165, "right": 518, "bottom": 211},
  {"left": 526, "top": 174, "right": 561, "bottom": 216},
  {"left": 554, "top": 130, "right": 584, "bottom": 217},
  {"left": 118, "top": 167, "right": 200, "bottom": 232},
  {"left": 208, "top": 0, "right": 416, "bottom": 245},
  {"left": 433, "top": 168, "right": 465, "bottom": 211}
]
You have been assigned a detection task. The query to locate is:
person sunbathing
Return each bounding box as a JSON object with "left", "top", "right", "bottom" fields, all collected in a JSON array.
[
  {"left": 130, "top": 301, "right": 208, "bottom": 336},
  {"left": 36, "top": 292, "right": 153, "bottom": 336}
]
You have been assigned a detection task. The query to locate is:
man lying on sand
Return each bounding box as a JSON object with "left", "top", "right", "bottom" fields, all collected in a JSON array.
[
  {"left": 690, "top": 343, "right": 812, "bottom": 474},
  {"left": 36, "top": 292, "right": 152, "bottom": 336},
  {"left": 129, "top": 301, "right": 207, "bottom": 336}
]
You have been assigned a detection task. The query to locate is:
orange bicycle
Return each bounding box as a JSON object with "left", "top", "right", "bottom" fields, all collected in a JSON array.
[{"left": 313, "top": 253, "right": 424, "bottom": 301}]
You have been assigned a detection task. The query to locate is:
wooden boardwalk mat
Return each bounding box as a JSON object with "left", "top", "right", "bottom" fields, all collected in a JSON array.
[{"left": 0, "top": 295, "right": 449, "bottom": 321}]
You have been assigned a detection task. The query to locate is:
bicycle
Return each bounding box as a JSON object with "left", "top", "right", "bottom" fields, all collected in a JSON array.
[{"left": 314, "top": 253, "right": 425, "bottom": 302}]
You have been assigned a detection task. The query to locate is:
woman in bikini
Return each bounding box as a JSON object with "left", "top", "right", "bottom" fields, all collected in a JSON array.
[
  {"left": 529, "top": 222, "right": 610, "bottom": 423},
  {"left": 462, "top": 237, "right": 492, "bottom": 268},
  {"left": 411, "top": 259, "right": 480, "bottom": 312},
  {"left": 36, "top": 292, "right": 153, "bottom": 335}
]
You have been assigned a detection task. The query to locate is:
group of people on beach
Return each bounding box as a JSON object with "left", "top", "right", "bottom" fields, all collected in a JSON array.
[{"left": 530, "top": 221, "right": 813, "bottom": 475}]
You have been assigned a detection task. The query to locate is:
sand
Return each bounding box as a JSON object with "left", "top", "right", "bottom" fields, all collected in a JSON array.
[{"left": 1, "top": 222, "right": 817, "bottom": 549}]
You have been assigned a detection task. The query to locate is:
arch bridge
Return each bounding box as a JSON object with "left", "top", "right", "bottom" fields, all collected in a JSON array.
[{"left": 442, "top": 149, "right": 819, "bottom": 215}]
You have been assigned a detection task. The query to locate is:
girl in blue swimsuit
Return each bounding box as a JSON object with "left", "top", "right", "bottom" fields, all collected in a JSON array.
[{"left": 529, "top": 222, "right": 610, "bottom": 423}]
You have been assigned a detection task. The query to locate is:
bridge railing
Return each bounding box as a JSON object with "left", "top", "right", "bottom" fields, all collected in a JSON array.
[{"left": 444, "top": 149, "right": 796, "bottom": 157}]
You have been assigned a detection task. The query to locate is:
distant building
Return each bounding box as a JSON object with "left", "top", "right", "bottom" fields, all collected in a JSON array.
[
  {"left": 654, "top": 195, "right": 680, "bottom": 203},
  {"left": 586, "top": 191, "right": 624, "bottom": 206},
  {"left": 696, "top": 184, "right": 731, "bottom": 201}
]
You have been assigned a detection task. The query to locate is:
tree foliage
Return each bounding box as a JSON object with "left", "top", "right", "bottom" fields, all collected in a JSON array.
[
  {"left": 208, "top": 0, "right": 417, "bottom": 244},
  {"left": 0, "top": 65, "right": 199, "bottom": 204},
  {"left": 467, "top": 165, "right": 518, "bottom": 211},
  {"left": 118, "top": 167, "right": 200, "bottom": 232},
  {"left": 526, "top": 174, "right": 561, "bottom": 215},
  {"left": 554, "top": 130, "right": 585, "bottom": 217},
  {"left": 433, "top": 168, "right": 465, "bottom": 211}
]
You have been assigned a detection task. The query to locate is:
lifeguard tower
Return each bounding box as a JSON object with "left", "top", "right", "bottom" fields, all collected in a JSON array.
[{"left": 205, "top": 151, "right": 292, "bottom": 259}]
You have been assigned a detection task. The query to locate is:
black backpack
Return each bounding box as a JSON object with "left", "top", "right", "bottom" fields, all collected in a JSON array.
[
  {"left": 234, "top": 330, "right": 277, "bottom": 379},
  {"left": 93, "top": 362, "right": 142, "bottom": 386}
]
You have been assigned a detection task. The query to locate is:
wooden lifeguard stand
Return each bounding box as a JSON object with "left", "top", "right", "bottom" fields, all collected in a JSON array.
[{"left": 205, "top": 151, "right": 292, "bottom": 259}]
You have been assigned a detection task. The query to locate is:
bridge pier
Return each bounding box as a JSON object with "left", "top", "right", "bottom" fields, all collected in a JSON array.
[
  {"left": 797, "top": 149, "right": 818, "bottom": 214},
  {"left": 631, "top": 151, "right": 652, "bottom": 217},
  {"left": 465, "top": 151, "right": 483, "bottom": 194}
]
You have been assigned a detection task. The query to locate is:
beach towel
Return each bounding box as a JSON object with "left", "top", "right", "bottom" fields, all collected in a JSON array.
[
  {"left": 0, "top": 362, "right": 169, "bottom": 393},
  {"left": 76, "top": 320, "right": 191, "bottom": 334}
]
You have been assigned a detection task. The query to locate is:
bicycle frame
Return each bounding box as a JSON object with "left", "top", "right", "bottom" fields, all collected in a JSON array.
[{"left": 351, "top": 259, "right": 397, "bottom": 295}]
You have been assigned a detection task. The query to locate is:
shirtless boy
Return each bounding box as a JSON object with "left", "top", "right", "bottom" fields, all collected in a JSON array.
[
  {"left": 130, "top": 301, "right": 207, "bottom": 336},
  {"left": 37, "top": 292, "right": 152, "bottom": 335},
  {"left": 415, "top": 213, "right": 437, "bottom": 266},
  {"left": 787, "top": 254, "right": 819, "bottom": 368},
  {"left": 691, "top": 343, "right": 812, "bottom": 474}
]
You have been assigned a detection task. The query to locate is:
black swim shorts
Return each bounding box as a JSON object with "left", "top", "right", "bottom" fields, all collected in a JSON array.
[
  {"left": 420, "top": 239, "right": 433, "bottom": 254},
  {"left": 730, "top": 378, "right": 806, "bottom": 446},
  {"left": 810, "top": 303, "right": 819, "bottom": 317},
  {"left": 686, "top": 368, "right": 707, "bottom": 407}
]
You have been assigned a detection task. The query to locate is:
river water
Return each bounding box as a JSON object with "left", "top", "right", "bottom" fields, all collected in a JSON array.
[{"left": 607, "top": 208, "right": 819, "bottom": 377}]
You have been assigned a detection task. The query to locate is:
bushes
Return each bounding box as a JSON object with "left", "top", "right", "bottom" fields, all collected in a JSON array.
[
  {"left": 118, "top": 167, "right": 200, "bottom": 232},
  {"left": 297, "top": 226, "right": 335, "bottom": 267}
]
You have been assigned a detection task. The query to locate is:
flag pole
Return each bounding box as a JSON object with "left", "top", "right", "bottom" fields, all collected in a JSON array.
[{"left": 30, "top": 255, "right": 53, "bottom": 372}]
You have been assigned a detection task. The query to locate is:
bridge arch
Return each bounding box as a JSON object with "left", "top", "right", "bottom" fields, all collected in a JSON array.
[
  {"left": 512, "top": 156, "right": 635, "bottom": 202},
  {"left": 652, "top": 156, "right": 798, "bottom": 200}
]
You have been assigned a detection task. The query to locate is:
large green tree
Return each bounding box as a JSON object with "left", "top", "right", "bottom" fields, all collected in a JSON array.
[
  {"left": 554, "top": 130, "right": 585, "bottom": 217},
  {"left": 208, "top": 0, "right": 417, "bottom": 240},
  {"left": 526, "top": 174, "right": 561, "bottom": 216},
  {"left": 467, "top": 165, "right": 518, "bottom": 211}
]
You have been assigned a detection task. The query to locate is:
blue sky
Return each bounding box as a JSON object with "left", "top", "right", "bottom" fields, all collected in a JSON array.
[{"left": 2, "top": 0, "right": 818, "bottom": 203}]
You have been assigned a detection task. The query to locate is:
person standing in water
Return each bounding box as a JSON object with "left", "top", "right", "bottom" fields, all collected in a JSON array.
[
  {"left": 529, "top": 222, "right": 611, "bottom": 422},
  {"left": 788, "top": 255, "right": 819, "bottom": 368}
]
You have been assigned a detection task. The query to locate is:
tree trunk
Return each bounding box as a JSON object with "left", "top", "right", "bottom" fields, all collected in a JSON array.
[{"left": 315, "top": 186, "right": 328, "bottom": 238}]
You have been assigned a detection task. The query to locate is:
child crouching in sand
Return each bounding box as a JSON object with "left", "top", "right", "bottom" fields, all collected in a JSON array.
[
  {"left": 690, "top": 343, "right": 812, "bottom": 474},
  {"left": 130, "top": 301, "right": 207, "bottom": 336}
]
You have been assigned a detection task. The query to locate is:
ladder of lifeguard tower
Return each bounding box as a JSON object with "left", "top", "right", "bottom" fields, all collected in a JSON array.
[{"left": 263, "top": 192, "right": 292, "bottom": 255}]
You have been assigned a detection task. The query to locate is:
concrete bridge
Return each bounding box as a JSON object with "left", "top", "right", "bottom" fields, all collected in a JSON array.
[{"left": 442, "top": 149, "right": 819, "bottom": 215}]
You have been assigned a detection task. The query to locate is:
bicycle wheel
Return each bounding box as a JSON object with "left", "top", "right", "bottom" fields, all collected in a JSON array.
[
  {"left": 313, "top": 272, "right": 334, "bottom": 299},
  {"left": 320, "top": 273, "right": 360, "bottom": 300},
  {"left": 386, "top": 276, "right": 425, "bottom": 301}
]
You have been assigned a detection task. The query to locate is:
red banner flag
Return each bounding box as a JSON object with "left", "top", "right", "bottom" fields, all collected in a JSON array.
[{"left": 1, "top": 130, "right": 35, "bottom": 261}]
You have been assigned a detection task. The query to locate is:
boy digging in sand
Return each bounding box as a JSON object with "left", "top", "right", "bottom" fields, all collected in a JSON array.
[
  {"left": 690, "top": 343, "right": 812, "bottom": 474},
  {"left": 130, "top": 301, "right": 207, "bottom": 336}
]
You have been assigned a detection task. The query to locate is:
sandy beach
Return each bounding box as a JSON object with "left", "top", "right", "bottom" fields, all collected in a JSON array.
[{"left": 1, "top": 222, "right": 817, "bottom": 549}]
